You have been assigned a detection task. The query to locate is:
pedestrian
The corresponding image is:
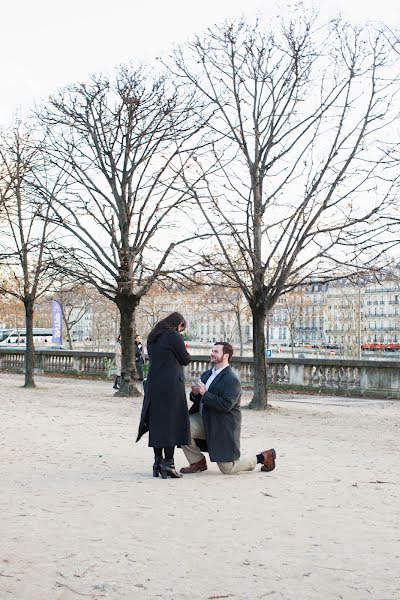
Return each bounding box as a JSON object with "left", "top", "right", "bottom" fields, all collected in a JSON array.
[
  {"left": 180, "top": 341, "right": 276, "bottom": 475},
  {"left": 113, "top": 334, "right": 121, "bottom": 390},
  {"left": 134, "top": 334, "right": 145, "bottom": 381},
  {"left": 136, "top": 312, "right": 191, "bottom": 479}
]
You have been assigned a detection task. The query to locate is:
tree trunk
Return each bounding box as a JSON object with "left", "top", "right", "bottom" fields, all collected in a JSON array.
[
  {"left": 115, "top": 294, "right": 141, "bottom": 397},
  {"left": 24, "top": 298, "right": 36, "bottom": 388},
  {"left": 247, "top": 164, "right": 268, "bottom": 409},
  {"left": 63, "top": 319, "right": 74, "bottom": 350},
  {"left": 248, "top": 305, "right": 268, "bottom": 409},
  {"left": 290, "top": 322, "right": 295, "bottom": 358},
  {"left": 236, "top": 309, "right": 244, "bottom": 356}
]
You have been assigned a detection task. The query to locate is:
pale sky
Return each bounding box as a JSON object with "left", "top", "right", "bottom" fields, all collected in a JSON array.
[{"left": 1, "top": 0, "right": 399, "bottom": 127}]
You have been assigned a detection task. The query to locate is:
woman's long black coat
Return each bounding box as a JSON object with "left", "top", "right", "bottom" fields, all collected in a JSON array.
[{"left": 136, "top": 330, "right": 191, "bottom": 447}]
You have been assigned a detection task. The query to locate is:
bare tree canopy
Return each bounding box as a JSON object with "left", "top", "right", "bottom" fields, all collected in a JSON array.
[
  {"left": 167, "top": 15, "right": 400, "bottom": 407},
  {"left": 38, "top": 65, "right": 203, "bottom": 395},
  {"left": 0, "top": 122, "right": 57, "bottom": 387}
]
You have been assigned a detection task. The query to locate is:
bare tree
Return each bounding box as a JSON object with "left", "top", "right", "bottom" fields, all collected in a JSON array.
[
  {"left": 88, "top": 291, "right": 120, "bottom": 351},
  {"left": 51, "top": 279, "right": 93, "bottom": 350},
  {"left": 281, "top": 289, "right": 307, "bottom": 358},
  {"left": 0, "top": 280, "right": 25, "bottom": 327},
  {"left": 38, "top": 66, "right": 203, "bottom": 396},
  {"left": 0, "top": 123, "right": 57, "bottom": 387},
  {"left": 191, "top": 278, "right": 250, "bottom": 353},
  {"left": 324, "top": 280, "right": 363, "bottom": 358},
  {"left": 136, "top": 282, "right": 172, "bottom": 333},
  {"left": 214, "top": 283, "right": 250, "bottom": 355},
  {"left": 168, "top": 16, "right": 400, "bottom": 408}
]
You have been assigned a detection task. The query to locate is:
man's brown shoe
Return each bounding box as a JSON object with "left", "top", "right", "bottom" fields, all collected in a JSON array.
[
  {"left": 180, "top": 457, "right": 208, "bottom": 474},
  {"left": 260, "top": 448, "right": 276, "bottom": 472}
]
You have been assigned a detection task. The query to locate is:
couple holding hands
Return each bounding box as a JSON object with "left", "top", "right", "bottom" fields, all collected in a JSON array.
[{"left": 136, "top": 312, "right": 276, "bottom": 479}]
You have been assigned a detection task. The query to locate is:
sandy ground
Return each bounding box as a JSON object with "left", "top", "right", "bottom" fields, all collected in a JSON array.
[{"left": 0, "top": 373, "right": 399, "bottom": 600}]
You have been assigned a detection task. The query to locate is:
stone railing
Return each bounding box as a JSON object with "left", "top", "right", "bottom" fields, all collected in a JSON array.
[
  {"left": 0, "top": 348, "right": 113, "bottom": 377},
  {"left": 1, "top": 348, "right": 400, "bottom": 399},
  {"left": 189, "top": 355, "right": 400, "bottom": 399}
]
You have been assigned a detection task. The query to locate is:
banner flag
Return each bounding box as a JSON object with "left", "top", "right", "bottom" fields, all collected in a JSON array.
[{"left": 52, "top": 300, "right": 62, "bottom": 344}]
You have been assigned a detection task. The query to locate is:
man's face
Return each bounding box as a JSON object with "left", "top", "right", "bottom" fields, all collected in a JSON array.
[
  {"left": 210, "top": 344, "right": 225, "bottom": 365},
  {"left": 135, "top": 336, "right": 141, "bottom": 343}
]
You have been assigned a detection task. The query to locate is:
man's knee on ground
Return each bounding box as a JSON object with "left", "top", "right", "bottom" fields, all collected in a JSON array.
[{"left": 218, "top": 462, "right": 234, "bottom": 475}]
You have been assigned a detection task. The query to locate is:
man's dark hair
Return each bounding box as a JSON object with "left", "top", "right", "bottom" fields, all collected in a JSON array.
[
  {"left": 214, "top": 341, "right": 234, "bottom": 363},
  {"left": 148, "top": 312, "right": 186, "bottom": 344}
]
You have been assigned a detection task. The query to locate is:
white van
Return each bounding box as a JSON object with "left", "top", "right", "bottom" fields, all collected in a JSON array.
[{"left": 0, "top": 328, "right": 59, "bottom": 347}]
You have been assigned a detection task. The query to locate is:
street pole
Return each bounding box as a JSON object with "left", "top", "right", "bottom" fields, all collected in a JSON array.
[{"left": 358, "top": 284, "right": 362, "bottom": 359}]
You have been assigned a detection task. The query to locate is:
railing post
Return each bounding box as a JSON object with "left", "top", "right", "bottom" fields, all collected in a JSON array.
[
  {"left": 34, "top": 351, "right": 44, "bottom": 374},
  {"left": 288, "top": 363, "right": 304, "bottom": 386}
]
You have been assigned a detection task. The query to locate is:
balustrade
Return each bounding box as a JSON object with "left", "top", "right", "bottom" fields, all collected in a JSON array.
[{"left": 0, "top": 349, "right": 399, "bottom": 398}]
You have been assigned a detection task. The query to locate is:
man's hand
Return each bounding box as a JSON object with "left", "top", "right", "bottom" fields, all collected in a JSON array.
[
  {"left": 191, "top": 379, "right": 205, "bottom": 395},
  {"left": 197, "top": 381, "right": 206, "bottom": 395}
]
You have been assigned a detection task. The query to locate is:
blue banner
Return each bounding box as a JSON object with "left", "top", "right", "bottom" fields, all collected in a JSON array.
[{"left": 52, "top": 300, "right": 62, "bottom": 344}]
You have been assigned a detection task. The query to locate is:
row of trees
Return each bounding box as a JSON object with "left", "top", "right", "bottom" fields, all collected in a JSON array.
[
  {"left": 1, "top": 14, "right": 400, "bottom": 407},
  {"left": 0, "top": 276, "right": 249, "bottom": 352},
  {"left": 0, "top": 280, "right": 119, "bottom": 350}
]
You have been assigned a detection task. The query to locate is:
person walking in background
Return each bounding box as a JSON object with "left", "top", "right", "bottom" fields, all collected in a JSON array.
[
  {"left": 136, "top": 312, "right": 191, "bottom": 479},
  {"left": 113, "top": 334, "right": 122, "bottom": 390},
  {"left": 134, "top": 334, "right": 145, "bottom": 381},
  {"left": 180, "top": 341, "right": 276, "bottom": 475}
]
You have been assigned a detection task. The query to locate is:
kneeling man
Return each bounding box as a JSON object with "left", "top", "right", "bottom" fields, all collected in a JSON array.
[{"left": 181, "top": 341, "right": 276, "bottom": 475}]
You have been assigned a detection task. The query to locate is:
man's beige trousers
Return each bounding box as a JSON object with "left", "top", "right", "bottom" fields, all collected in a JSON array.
[{"left": 181, "top": 412, "right": 257, "bottom": 475}]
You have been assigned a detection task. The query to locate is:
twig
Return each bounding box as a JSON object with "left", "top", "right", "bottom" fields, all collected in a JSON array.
[
  {"left": 55, "top": 582, "right": 106, "bottom": 597},
  {"left": 315, "top": 566, "right": 355, "bottom": 572},
  {"left": 354, "top": 480, "right": 397, "bottom": 485},
  {"left": 367, "top": 480, "right": 396, "bottom": 485}
]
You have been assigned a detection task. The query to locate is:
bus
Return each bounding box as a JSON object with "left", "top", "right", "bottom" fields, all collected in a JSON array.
[
  {"left": 0, "top": 328, "right": 61, "bottom": 348},
  {"left": 361, "top": 342, "right": 400, "bottom": 352}
]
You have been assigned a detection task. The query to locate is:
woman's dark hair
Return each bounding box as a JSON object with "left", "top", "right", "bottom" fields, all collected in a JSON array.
[{"left": 147, "top": 312, "right": 186, "bottom": 344}]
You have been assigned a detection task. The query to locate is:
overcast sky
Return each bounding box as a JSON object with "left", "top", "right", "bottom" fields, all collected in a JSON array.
[{"left": 1, "top": 0, "right": 399, "bottom": 127}]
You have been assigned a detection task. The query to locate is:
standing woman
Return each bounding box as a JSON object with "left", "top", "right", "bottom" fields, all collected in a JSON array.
[
  {"left": 113, "top": 335, "right": 122, "bottom": 390},
  {"left": 136, "top": 312, "right": 191, "bottom": 479},
  {"left": 134, "top": 334, "right": 145, "bottom": 381}
]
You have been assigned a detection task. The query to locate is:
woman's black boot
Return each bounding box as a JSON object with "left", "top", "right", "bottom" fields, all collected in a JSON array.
[
  {"left": 161, "top": 459, "right": 182, "bottom": 479},
  {"left": 153, "top": 456, "right": 163, "bottom": 478}
]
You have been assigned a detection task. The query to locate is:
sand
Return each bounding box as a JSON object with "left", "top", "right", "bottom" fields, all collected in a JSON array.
[{"left": 0, "top": 372, "right": 399, "bottom": 600}]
